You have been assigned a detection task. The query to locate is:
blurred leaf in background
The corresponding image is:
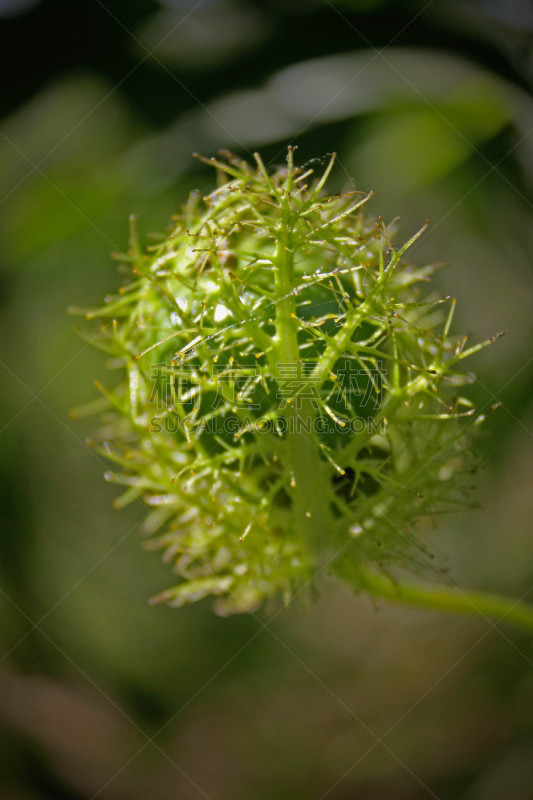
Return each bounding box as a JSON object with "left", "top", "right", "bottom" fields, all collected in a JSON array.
[{"left": 137, "top": 0, "right": 271, "bottom": 70}]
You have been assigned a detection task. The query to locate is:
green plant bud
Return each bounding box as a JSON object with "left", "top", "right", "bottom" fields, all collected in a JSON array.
[{"left": 73, "top": 149, "right": 527, "bottom": 626}]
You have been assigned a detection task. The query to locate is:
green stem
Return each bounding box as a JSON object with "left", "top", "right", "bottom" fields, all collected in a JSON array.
[
  {"left": 358, "top": 569, "right": 533, "bottom": 632},
  {"left": 274, "top": 200, "right": 330, "bottom": 542}
]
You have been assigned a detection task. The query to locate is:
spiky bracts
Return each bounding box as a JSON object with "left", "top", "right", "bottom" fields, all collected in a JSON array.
[{"left": 73, "top": 150, "right": 495, "bottom": 616}]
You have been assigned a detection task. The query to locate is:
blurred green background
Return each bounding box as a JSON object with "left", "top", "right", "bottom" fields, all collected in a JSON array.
[{"left": 1, "top": 1, "right": 533, "bottom": 798}]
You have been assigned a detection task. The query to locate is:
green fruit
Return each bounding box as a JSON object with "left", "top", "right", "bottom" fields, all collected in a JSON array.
[{"left": 74, "top": 150, "right": 526, "bottom": 626}]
